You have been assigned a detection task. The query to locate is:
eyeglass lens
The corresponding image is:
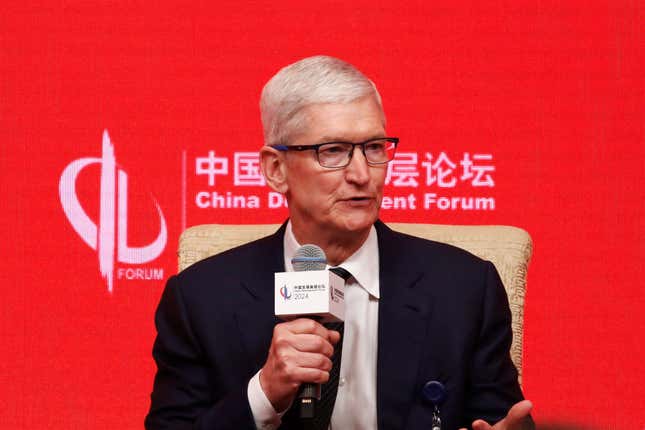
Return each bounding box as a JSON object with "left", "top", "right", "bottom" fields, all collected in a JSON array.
[{"left": 317, "top": 139, "right": 395, "bottom": 167}]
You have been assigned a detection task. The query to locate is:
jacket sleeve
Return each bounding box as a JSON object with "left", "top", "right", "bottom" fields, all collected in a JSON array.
[
  {"left": 144, "top": 275, "right": 257, "bottom": 430},
  {"left": 464, "top": 261, "right": 534, "bottom": 429}
]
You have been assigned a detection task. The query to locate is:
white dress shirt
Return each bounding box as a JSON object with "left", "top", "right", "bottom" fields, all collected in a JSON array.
[{"left": 248, "top": 221, "right": 380, "bottom": 429}]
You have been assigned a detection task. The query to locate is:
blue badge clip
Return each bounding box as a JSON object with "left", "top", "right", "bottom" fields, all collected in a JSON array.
[{"left": 422, "top": 380, "right": 447, "bottom": 405}]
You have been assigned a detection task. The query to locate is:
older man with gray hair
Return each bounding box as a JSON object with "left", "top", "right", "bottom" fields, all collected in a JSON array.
[{"left": 146, "top": 55, "right": 534, "bottom": 430}]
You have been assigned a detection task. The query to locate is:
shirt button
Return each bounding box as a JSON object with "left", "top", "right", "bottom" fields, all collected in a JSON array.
[{"left": 339, "top": 377, "right": 346, "bottom": 386}]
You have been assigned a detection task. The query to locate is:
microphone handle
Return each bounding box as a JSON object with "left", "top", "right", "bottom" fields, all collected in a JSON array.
[
  {"left": 296, "top": 315, "right": 322, "bottom": 419},
  {"left": 297, "top": 382, "right": 321, "bottom": 418}
]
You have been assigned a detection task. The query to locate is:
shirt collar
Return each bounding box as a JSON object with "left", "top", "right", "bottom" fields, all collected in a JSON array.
[{"left": 284, "top": 221, "right": 380, "bottom": 299}]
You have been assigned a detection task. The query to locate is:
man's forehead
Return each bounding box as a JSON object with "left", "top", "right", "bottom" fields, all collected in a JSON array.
[
  {"left": 297, "top": 98, "right": 385, "bottom": 129},
  {"left": 290, "top": 124, "right": 386, "bottom": 146}
]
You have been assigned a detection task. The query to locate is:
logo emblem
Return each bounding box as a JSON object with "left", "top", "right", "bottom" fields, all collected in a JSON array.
[
  {"left": 59, "top": 130, "right": 167, "bottom": 292},
  {"left": 280, "top": 285, "right": 291, "bottom": 300}
]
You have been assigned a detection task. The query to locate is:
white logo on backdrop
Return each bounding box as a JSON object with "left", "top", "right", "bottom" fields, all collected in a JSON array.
[{"left": 59, "top": 130, "right": 167, "bottom": 292}]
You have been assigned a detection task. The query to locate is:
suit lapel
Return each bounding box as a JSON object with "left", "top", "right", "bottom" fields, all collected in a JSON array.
[
  {"left": 375, "top": 221, "right": 434, "bottom": 429},
  {"left": 234, "top": 223, "right": 286, "bottom": 373}
]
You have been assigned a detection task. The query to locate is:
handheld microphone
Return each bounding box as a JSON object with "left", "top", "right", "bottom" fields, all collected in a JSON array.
[
  {"left": 292, "top": 244, "right": 327, "bottom": 272},
  {"left": 292, "top": 245, "right": 326, "bottom": 420},
  {"left": 274, "top": 245, "right": 345, "bottom": 323},
  {"left": 273, "top": 245, "right": 345, "bottom": 420}
]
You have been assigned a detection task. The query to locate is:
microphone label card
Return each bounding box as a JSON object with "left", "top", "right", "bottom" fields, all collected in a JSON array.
[{"left": 274, "top": 270, "right": 345, "bottom": 322}]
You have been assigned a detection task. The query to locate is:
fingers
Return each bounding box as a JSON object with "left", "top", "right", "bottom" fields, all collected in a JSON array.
[
  {"left": 259, "top": 319, "right": 342, "bottom": 410},
  {"left": 471, "top": 399, "right": 533, "bottom": 430},
  {"left": 284, "top": 363, "right": 333, "bottom": 384},
  {"left": 285, "top": 318, "right": 340, "bottom": 343},
  {"left": 278, "top": 349, "right": 333, "bottom": 373},
  {"left": 472, "top": 419, "right": 493, "bottom": 430},
  {"left": 290, "top": 333, "right": 336, "bottom": 355},
  {"left": 275, "top": 319, "right": 338, "bottom": 356},
  {"left": 264, "top": 351, "right": 332, "bottom": 385},
  {"left": 504, "top": 400, "right": 533, "bottom": 426},
  {"left": 297, "top": 351, "right": 334, "bottom": 372},
  {"left": 327, "top": 328, "right": 341, "bottom": 345}
]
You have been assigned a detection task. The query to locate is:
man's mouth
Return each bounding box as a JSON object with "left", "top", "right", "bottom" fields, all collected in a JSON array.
[{"left": 342, "top": 196, "right": 374, "bottom": 207}]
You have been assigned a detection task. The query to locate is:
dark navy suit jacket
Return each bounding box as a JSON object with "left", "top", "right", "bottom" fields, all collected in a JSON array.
[{"left": 145, "top": 221, "right": 526, "bottom": 429}]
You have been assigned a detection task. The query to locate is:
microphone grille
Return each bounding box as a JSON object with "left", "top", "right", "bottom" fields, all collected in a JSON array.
[{"left": 292, "top": 244, "right": 327, "bottom": 272}]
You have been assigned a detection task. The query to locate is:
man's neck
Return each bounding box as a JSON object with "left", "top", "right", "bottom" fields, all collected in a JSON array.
[{"left": 290, "top": 222, "right": 371, "bottom": 266}]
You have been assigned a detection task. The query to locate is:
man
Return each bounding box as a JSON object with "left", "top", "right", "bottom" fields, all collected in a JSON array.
[{"left": 145, "top": 55, "right": 534, "bottom": 429}]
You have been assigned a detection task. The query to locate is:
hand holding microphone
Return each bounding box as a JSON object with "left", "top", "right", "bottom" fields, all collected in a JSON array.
[
  {"left": 259, "top": 244, "right": 345, "bottom": 415},
  {"left": 258, "top": 318, "right": 340, "bottom": 413}
]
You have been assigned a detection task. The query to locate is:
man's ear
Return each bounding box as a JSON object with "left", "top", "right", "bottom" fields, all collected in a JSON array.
[{"left": 260, "top": 146, "right": 289, "bottom": 194}]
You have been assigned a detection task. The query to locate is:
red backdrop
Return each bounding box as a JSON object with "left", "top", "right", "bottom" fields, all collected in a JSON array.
[{"left": 2, "top": 1, "right": 643, "bottom": 429}]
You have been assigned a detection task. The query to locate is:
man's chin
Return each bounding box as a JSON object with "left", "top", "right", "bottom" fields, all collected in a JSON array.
[{"left": 338, "top": 213, "right": 378, "bottom": 233}]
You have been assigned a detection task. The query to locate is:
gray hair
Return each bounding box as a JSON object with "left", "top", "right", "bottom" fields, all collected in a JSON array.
[{"left": 260, "top": 55, "right": 384, "bottom": 146}]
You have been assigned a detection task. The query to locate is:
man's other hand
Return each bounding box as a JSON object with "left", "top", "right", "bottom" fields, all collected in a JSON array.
[
  {"left": 460, "top": 400, "right": 533, "bottom": 430},
  {"left": 259, "top": 318, "right": 341, "bottom": 412}
]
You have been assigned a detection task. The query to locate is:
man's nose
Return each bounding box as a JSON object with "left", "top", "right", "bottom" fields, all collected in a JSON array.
[{"left": 345, "top": 147, "right": 371, "bottom": 185}]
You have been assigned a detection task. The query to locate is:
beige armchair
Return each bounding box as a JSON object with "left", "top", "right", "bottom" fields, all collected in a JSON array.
[{"left": 178, "top": 223, "right": 532, "bottom": 385}]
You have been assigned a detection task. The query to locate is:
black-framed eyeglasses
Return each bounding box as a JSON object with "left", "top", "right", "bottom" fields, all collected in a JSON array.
[{"left": 272, "top": 137, "right": 399, "bottom": 168}]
